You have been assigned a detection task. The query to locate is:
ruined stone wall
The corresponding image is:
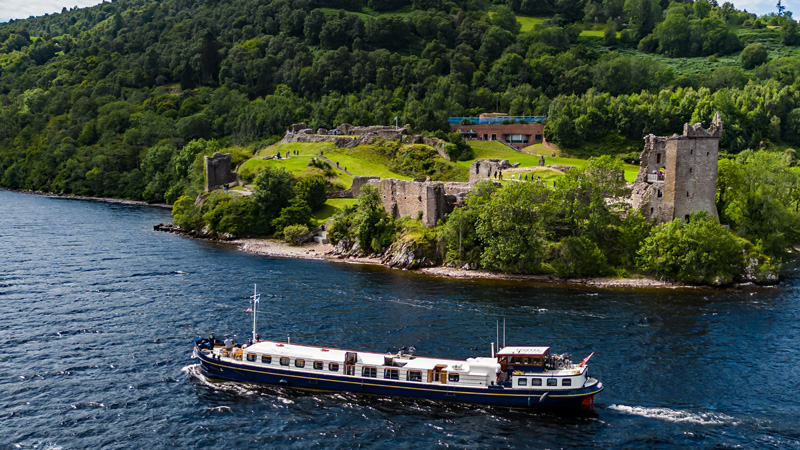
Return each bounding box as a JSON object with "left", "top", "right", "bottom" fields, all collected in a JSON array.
[
  {"left": 367, "top": 178, "right": 446, "bottom": 227},
  {"left": 468, "top": 159, "right": 512, "bottom": 183},
  {"left": 349, "top": 176, "right": 381, "bottom": 197},
  {"left": 630, "top": 113, "right": 721, "bottom": 223},
  {"left": 204, "top": 152, "right": 238, "bottom": 192}
]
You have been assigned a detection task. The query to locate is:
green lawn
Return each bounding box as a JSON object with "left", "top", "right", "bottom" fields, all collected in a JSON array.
[
  {"left": 312, "top": 198, "right": 358, "bottom": 226},
  {"left": 239, "top": 142, "right": 353, "bottom": 187},
  {"left": 462, "top": 141, "right": 640, "bottom": 183},
  {"left": 515, "top": 16, "right": 546, "bottom": 33},
  {"left": 318, "top": 6, "right": 412, "bottom": 19},
  {"left": 323, "top": 145, "right": 412, "bottom": 180}
]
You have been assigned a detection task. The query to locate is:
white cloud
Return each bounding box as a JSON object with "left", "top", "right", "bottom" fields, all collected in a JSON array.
[
  {"left": 0, "top": 0, "right": 105, "bottom": 23},
  {"left": 723, "top": 1, "right": 799, "bottom": 17}
]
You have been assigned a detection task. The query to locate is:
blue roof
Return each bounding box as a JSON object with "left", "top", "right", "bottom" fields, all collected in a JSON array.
[{"left": 448, "top": 116, "right": 546, "bottom": 125}]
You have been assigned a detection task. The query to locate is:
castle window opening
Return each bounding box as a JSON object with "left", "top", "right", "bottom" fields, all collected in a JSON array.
[
  {"left": 685, "top": 214, "right": 690, "bottom": 221},
  {"left": 687, "top": 191, "right": 690, "bottom": 197},
  {"left": 657, "top": 190, "right": 662, "bottom": 198},
  {"left": 707, "top": 152, "right": 709, "bottom": 156},
  {"left": 690, "top": 167, "right": 693, "bottom": 174},
  {"left": 656, "top": 153, "right": 661, "bottom": 163}
]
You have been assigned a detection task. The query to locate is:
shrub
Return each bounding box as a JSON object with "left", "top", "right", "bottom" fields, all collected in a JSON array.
[
  {"left": 283, "top": 224, "right": 312, "bottom": 245},
  {"left": 636, "top": 212, "right": 745, "bottom": 285},
  {"left": 741, "top": 43, "right": 768, "bottom": 70},
  {"left": 550, "top": 235, "right": 610, "bottom": 278}
]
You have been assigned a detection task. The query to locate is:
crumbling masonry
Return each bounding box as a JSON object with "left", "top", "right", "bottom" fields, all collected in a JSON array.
[
  {"left": 630, "top": 113, "right": 722, "bottom": 223},
  {"left": 204, "top": 152, "right": 239, "bottom": 192}
]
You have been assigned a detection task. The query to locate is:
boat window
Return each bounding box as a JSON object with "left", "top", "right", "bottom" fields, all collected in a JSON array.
[
  {"left": 328, "top": 363, "right": 339, "bottom": 372},
  {"left": 246, "top": 354, "right": 256, "bottom": 362},
  {"left": 562, "top": 378, "right": 572, "bottom": 386},
  {"left": 384, "top": 369, "right": 399, "bottom": 380},
  {"left": 532, "top": 357, "right": 542, "bottom": 365},
  {"left": 280, "top": 357, "right": 290, "bottom": 366},
  {"left": 523, "top": 357, "right": 530, "bottom": 364},
  {"left": 313, "top": 361, "right": 323, "bottom": 370},
  {"left": 362, "top": 367, "right": 377, "bottom": 378},
  {"left": 547, "top": 378, "right": 557, "bottom": 386},
  {"left": 518, "top": 378, "right": 528, "bottom": 386},
  {"left": 261, "top": 355, "right": 271, "bottom": 364},
  {"left": 448, "top": 373, "right": 459, "bottom": 382},
  {"left": 407, "top": 371, "right": 422, "bottom": 382},
  {"left": 532, "top": 378, "right": 542, "bottom": 386},
  {"left": 295, "top": 359, "right": 305, "bottom": 368}
]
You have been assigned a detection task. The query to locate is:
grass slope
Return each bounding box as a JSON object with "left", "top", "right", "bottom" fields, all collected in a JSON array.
[
  {"left": 461, "top": 142, "right": 639, "bottom": 183},
  {"left": 313, "top": 198, "right": 357, "bottom": 227}
]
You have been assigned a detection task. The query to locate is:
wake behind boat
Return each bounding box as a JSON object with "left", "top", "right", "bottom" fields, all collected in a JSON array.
[{"left": 192, "top": 286, "right": 603, "bottom": 410}]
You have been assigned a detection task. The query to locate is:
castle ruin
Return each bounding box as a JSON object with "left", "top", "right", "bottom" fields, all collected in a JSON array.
[
  {"left": 204, "top": 152, "right": 239, "bottom": 192},
  {"left": 346, "top": 176, "right": 473, "bottom": 227},
  {"left": 630, "top": 113, "right": 722, "bottom": 223}
]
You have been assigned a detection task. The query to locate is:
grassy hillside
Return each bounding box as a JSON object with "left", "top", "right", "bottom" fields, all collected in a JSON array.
[{"left": 460, "top": 142, "right": 639, "bottom": 183}]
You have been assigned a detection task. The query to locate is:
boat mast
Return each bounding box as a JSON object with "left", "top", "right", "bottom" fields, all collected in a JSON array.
[{"left": 251, "top": 284, "right": 260, "bottom": 343}]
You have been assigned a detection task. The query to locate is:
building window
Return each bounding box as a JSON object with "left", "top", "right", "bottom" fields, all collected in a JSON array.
[
  {"left": 448, "top": 373, "right": 460, "bottom": 382},
  {"left": 532, "top": 378, "right": 542, "bottom": 386},
  {"left": 280, "top": 357, "right": 290, "bottom": 366},
  {"left": 261, "top": 355, "right": 271, "bottom": 364},
  {"left": 328, "top": 363, "right": 339, "bottom": 372},
  {"left": 407, "top": 371, "right": 422, "bottom": 382},
  {"left": 562, "top": 378, "right": 572, "bottom": 387},
  {"left": 313, "top": 361, "right": 323, "bottom": 370},
  {"left": 547, "top": 378, "right": 558, "bottom": 386},
  {"left": 295, "top": 359, "right": 305, "bottom": 368},
  {"left": 384, "top": 369, "right": 399, "bottom": 380},
  {"left": 518, "top": 378, "right": 528, "bottom": 386},
  {"left": 362, "top": 367, "right": 377, "bottom": 378},
  {"left": 246, "top": 354, "right": 256, "bottom": 362}
]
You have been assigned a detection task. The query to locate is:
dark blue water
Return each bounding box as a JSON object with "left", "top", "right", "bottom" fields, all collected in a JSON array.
[{"left": 1, "top": 189, "right": 799, "bottom": 449}]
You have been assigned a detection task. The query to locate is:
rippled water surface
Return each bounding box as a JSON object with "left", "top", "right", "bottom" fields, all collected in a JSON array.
[{"left": 1, "top": 189, "right": 799, "bottom": 449}]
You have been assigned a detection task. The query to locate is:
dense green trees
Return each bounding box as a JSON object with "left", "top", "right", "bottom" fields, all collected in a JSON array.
[
  {"left": 637, "top": 212, "right": 774, "bottom": 285},
  {"left": 2, "top": 0, "right": 799, "bottom": 205},
  {"left": 328, "top": 184, "right": 396, "bottom": 254}
]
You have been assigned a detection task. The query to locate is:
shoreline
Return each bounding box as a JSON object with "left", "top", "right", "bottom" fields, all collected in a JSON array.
[
  {"left": 233, "top": 237, "right": 692, "bottom": 289},
  {"left": 2, "top": 188, "right": 172, "bottom": 209},
  {"left": 1, "top": 189, "right": 762, "bottom": 290}
]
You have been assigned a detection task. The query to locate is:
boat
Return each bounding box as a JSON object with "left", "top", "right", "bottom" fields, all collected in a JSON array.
[{"left": 192, "top": 286, "right": 603, "bottom": 410}]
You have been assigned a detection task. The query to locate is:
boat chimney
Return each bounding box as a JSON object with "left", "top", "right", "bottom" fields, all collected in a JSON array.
[{"left": 491, "top": 342, "right": 495, "bottom": 358}]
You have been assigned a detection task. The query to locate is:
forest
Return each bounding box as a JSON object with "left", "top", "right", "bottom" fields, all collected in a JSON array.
[{"left": 2, "top": 0, "right": 800, "bottom": 283}]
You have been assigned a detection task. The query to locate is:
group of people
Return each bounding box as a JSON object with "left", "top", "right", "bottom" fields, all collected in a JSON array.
[
  {"left": 275, "top": 150, "right": 301, "bottom": 159},
  {"left": 488, "top": 171, "right": 541, "bottom": 182}
]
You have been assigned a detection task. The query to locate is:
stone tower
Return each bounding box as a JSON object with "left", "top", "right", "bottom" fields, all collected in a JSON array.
[{"left": 630, "top": 113, "right": 722, "bottom": 223}]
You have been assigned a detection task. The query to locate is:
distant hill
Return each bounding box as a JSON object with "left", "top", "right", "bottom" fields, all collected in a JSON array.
[{"left": 2, "top": 0, "right": 800, "bottom": 202}]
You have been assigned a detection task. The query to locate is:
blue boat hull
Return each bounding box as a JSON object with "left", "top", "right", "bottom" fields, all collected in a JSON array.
[{"left": 195, "top": 350, "right": 603, "bottom": 410}]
